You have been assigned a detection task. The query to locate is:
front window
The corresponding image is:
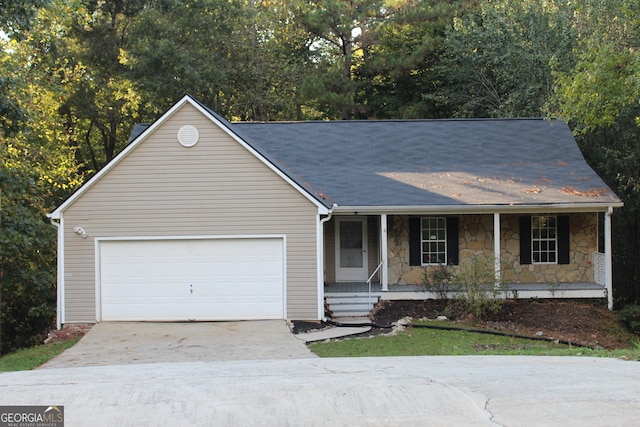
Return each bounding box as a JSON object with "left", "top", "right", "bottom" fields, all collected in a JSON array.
[
  {"left": 421, "top": 217, "right": 446, "bottom": 264},
  {"left": 532, "top": 215, "right": 557, "bottom": 263}
]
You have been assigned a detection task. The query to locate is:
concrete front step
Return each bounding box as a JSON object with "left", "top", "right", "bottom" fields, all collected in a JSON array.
[{"left": 325, "top": 293, "right": 380, "bottom": 318}]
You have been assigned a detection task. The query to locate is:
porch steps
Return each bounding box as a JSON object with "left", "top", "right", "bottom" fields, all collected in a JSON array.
[{"left": 325, "top": 293, "right": 381, "bottom": 318}]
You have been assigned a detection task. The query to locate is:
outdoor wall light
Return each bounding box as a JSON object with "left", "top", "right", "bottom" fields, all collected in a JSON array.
[{"left": 73, "top": 226, "right": 87, "bottom": 238}]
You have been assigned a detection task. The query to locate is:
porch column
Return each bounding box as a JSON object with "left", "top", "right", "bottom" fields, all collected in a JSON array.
[
  {"left": 494, "top": 213, "right": 501, "bottom": 286},
  {"left": 381, "top": 214, "right": 389, "bottom": 291},
  {"left": 605, "top": 207, "right": 613, "bottom": 309}
]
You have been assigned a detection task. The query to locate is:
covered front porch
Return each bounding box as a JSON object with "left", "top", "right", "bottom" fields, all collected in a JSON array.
[
  {"left": 321, "top": 210, "right": 614, "bottom": 318},
  {"left": 324, "top": 281, "right": 608, "bottom": 318}
]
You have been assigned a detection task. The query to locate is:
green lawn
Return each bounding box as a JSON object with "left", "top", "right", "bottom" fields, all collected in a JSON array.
[
  {"left": 0, "top": 339, "right": 80, "bottom": 372},
  {"left": 309, "top": 326, "right": 640, "bottom": 359}
]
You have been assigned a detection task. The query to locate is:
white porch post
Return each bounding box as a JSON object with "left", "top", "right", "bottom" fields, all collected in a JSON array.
[
  {"left": 605, "top": 207, "right": 614, "bottom": 309},
  {"left": 381, "top": 214, "right": 389, "bottom": 291},
  {"left": 494, "top": 213, "right": 501, "bottom": 286}
]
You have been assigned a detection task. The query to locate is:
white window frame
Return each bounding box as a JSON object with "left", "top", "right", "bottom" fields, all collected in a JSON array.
[
  {"left": 532, "top": 215, "right": 557, "bottom": 264},
  {"left": 421, "top": 217, "right": 447, "bottom": 265}
]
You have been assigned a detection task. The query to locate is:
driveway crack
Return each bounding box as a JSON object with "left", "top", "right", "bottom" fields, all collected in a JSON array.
[{"left": 485, "top": 397, "right": 505, "bottom": 426}]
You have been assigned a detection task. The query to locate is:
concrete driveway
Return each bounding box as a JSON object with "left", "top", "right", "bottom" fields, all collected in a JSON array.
[
  {"left": 40, "top": 320, "right": 316, "bottom": 368},
  {"left": 4, "top": 356, "right": 640, "bottom": 426}
]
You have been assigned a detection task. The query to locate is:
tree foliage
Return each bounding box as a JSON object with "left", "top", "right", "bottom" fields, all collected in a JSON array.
[
  {"left": 1, "top": 0, "right": 83, "bottom": 354},
  {"left": 356, "top": 0, "right": 472, "bottom": 119},
  {"left": 433, "top": 0, "right": 576, "bottom": 118},
  {"left": 551, "top": 1, "right": 640, "bottom": 131}
]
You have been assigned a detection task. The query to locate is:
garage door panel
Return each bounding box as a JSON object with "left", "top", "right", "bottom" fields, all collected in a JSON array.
[{"left": 99, "top": 238, "right": 284, "bottom": 321}]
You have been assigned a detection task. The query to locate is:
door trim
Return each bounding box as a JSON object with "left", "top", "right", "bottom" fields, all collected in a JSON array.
[{"left": 335, "top": 217, "right": 368, "bottom": 282}]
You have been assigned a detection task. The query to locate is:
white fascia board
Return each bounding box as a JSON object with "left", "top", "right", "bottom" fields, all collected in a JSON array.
[
  {"left": 48, "top": 95, "right": 329, "bottom": 218},
  {"left": 333, "top": 202, "right": 624, "bottom": 215}
]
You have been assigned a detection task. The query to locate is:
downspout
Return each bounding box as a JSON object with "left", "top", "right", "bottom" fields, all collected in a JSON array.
[
  {"left": 381, "top": 214, "right": 388, "bottom": 291},
  {"left": 318, "top": 204, "right": 337, "bottom": 321},
  {"left": 494, "top": 213, "right": 501, "bottom": 287},
  {"left": 48, "top": 216, "right": 63, "bottom": 330},
  {"left": 605, "top": 206, "right": 614, "bottom": 310}
]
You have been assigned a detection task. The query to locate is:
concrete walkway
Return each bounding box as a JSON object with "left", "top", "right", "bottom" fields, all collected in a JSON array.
[
  {"left": 4, "top": 356, "right": 640, "bottom": 426},
  {"left": 40, "top": 321, "right": 316, "bottom": 368}
]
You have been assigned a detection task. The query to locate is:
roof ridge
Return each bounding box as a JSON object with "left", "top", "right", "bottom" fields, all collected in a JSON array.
[{"left": 232, "top": 117, "right": 553, "bottom": 125}]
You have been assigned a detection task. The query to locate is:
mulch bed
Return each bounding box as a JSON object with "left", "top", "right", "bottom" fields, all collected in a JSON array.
[
  {"left": 44, "top": 324, "right": 93, "bottom": 344},
  {"left": 370, "top": 299, "right": 634, "bottom": 350}
]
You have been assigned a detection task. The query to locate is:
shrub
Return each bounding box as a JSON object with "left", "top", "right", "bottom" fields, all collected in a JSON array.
[
  {"left": 618, "top": 304, "right": 640, "bottom": 334},
  {"left": 422, "top": 265, "right": 453, "bottom": 300},
  {"left": 452, "top": 256, "right": 505, "bottom": 319}
]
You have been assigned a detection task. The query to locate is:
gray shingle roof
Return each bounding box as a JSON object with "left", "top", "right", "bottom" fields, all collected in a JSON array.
[
  {"left": 232, "top": 118, "right": 620, "bottom": 208},
  {"left": 127, "top": 105, "right": 620, "bottom": 209}
]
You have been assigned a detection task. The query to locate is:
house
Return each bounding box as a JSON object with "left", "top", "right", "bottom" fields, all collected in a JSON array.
[{"left": 48, "top": 95, "right": 622, "bottom": 327}]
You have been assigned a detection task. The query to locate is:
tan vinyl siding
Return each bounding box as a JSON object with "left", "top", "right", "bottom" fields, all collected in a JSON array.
[
  {"left": 324, "top": 221, "right": 336, "bottom": 283},
  {"left": 62, "top": 103, "right": 319, "bottom": 321}
]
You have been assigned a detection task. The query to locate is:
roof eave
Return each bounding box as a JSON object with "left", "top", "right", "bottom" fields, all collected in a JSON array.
[{"left": 331, "top": 202, "right": 624, "bottom": 215}]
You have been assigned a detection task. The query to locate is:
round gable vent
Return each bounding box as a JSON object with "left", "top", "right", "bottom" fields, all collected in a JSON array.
[{"left": 177, "top": 125, "right": 199, "bottom": 147}]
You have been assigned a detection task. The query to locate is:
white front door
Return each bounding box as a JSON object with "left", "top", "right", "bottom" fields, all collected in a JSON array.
[{"left": 335, "top": 217, "right": 368, "bottom": 281}]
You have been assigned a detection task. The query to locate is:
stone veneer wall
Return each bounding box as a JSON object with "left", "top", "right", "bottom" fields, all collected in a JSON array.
[{"left": 387, "top": 213, "right": 597, "bottom": 285}]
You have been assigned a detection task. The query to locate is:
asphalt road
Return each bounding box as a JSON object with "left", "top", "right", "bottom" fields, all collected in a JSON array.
[{"left": 3, "top": 356, "right": 639, "bottom": 426}]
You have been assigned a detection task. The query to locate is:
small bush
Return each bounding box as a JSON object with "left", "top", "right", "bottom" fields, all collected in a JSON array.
[
  {"left": 452, "top": 256, "right": 504, "bottom": 319},
  {"left": 618, "top": 304, "right": 640, "bottom": 334},
  {"left": 422, "top": 265, "right": 453, "bottom": 300}
]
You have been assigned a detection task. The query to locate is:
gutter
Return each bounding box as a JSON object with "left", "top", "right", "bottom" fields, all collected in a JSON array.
[{"left": 332, "top": 202, "right": 624, "bottom": 216}]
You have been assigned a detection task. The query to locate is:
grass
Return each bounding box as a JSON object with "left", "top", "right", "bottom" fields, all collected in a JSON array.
[
  {"left": 309, "top": 326, "right": 640, "bottom": 359},
  {"left": 0, "top": 338, "right": 80, "bottom": 372}
]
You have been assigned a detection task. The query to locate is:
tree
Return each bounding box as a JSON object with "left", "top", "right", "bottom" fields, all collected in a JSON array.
[
  {"left": 126, "top": 0, "right": 242, "bottom": 118},
  {"left": 551, "top": 1, "right": 640, "bottom": 131},
  {"left": 433, "top": 0, "right": 576, "bottom": 118},
  {"left": 253, "top": 0, "right": 317, "bottom": 120},
  {"left": 46, "top": 0, "right": 148, "bottom": 171},
  {"left": 1, "top": 0, "right": 83, "bottom": 354},
  {"left": 297, "top": 0, "right": 390, "bottom": 119},
  {"left": 354, "top": 0, "right": 472, "bottom": 119},
  {"left": 0, "top": 0, "right": 52, "bottom": 133}
]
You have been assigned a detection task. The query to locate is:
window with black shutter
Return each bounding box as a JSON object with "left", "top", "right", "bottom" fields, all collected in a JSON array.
[
  {"left": 409, "top": 216, "right": 459, "bottom": 266},
  {"left": 520, "top": 215, "right": 570, "bottom": 265}
]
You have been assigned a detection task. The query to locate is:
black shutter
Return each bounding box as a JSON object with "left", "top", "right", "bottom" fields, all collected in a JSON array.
[
  {"left": 409, "top": 217, "right": 422, "bottom": 266},
  {"left": 519, "top": 216, "right": 532, "bottom": 265},
  {"left": 557, "top": 216, "right": 570, "bottom": 264},
  {"left": 446, "top": 217, "right": 459, "bottom": 265}
]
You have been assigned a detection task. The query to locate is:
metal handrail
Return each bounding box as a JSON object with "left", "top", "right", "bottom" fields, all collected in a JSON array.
[{"left": 367, "top": 260, "right": 385, "bottom": 306}]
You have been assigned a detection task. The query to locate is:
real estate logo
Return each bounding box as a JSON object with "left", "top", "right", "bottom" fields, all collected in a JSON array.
[{"left": 0, "top": 406, "right": 64, "bottom": 427}]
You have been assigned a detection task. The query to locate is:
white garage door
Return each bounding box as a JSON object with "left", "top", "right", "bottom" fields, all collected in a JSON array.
[{"left": 99, "top": 238, "right": 285, "bottom": 321}]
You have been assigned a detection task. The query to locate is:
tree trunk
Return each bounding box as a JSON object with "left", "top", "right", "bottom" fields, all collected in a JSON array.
[{"left": 341, "top": 36, "right": 353, "bottom": 120}]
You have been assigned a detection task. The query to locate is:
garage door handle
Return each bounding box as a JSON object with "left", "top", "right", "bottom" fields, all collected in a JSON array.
[{"left": 190, "top": 284, "right": 193, "bottom": 294}]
